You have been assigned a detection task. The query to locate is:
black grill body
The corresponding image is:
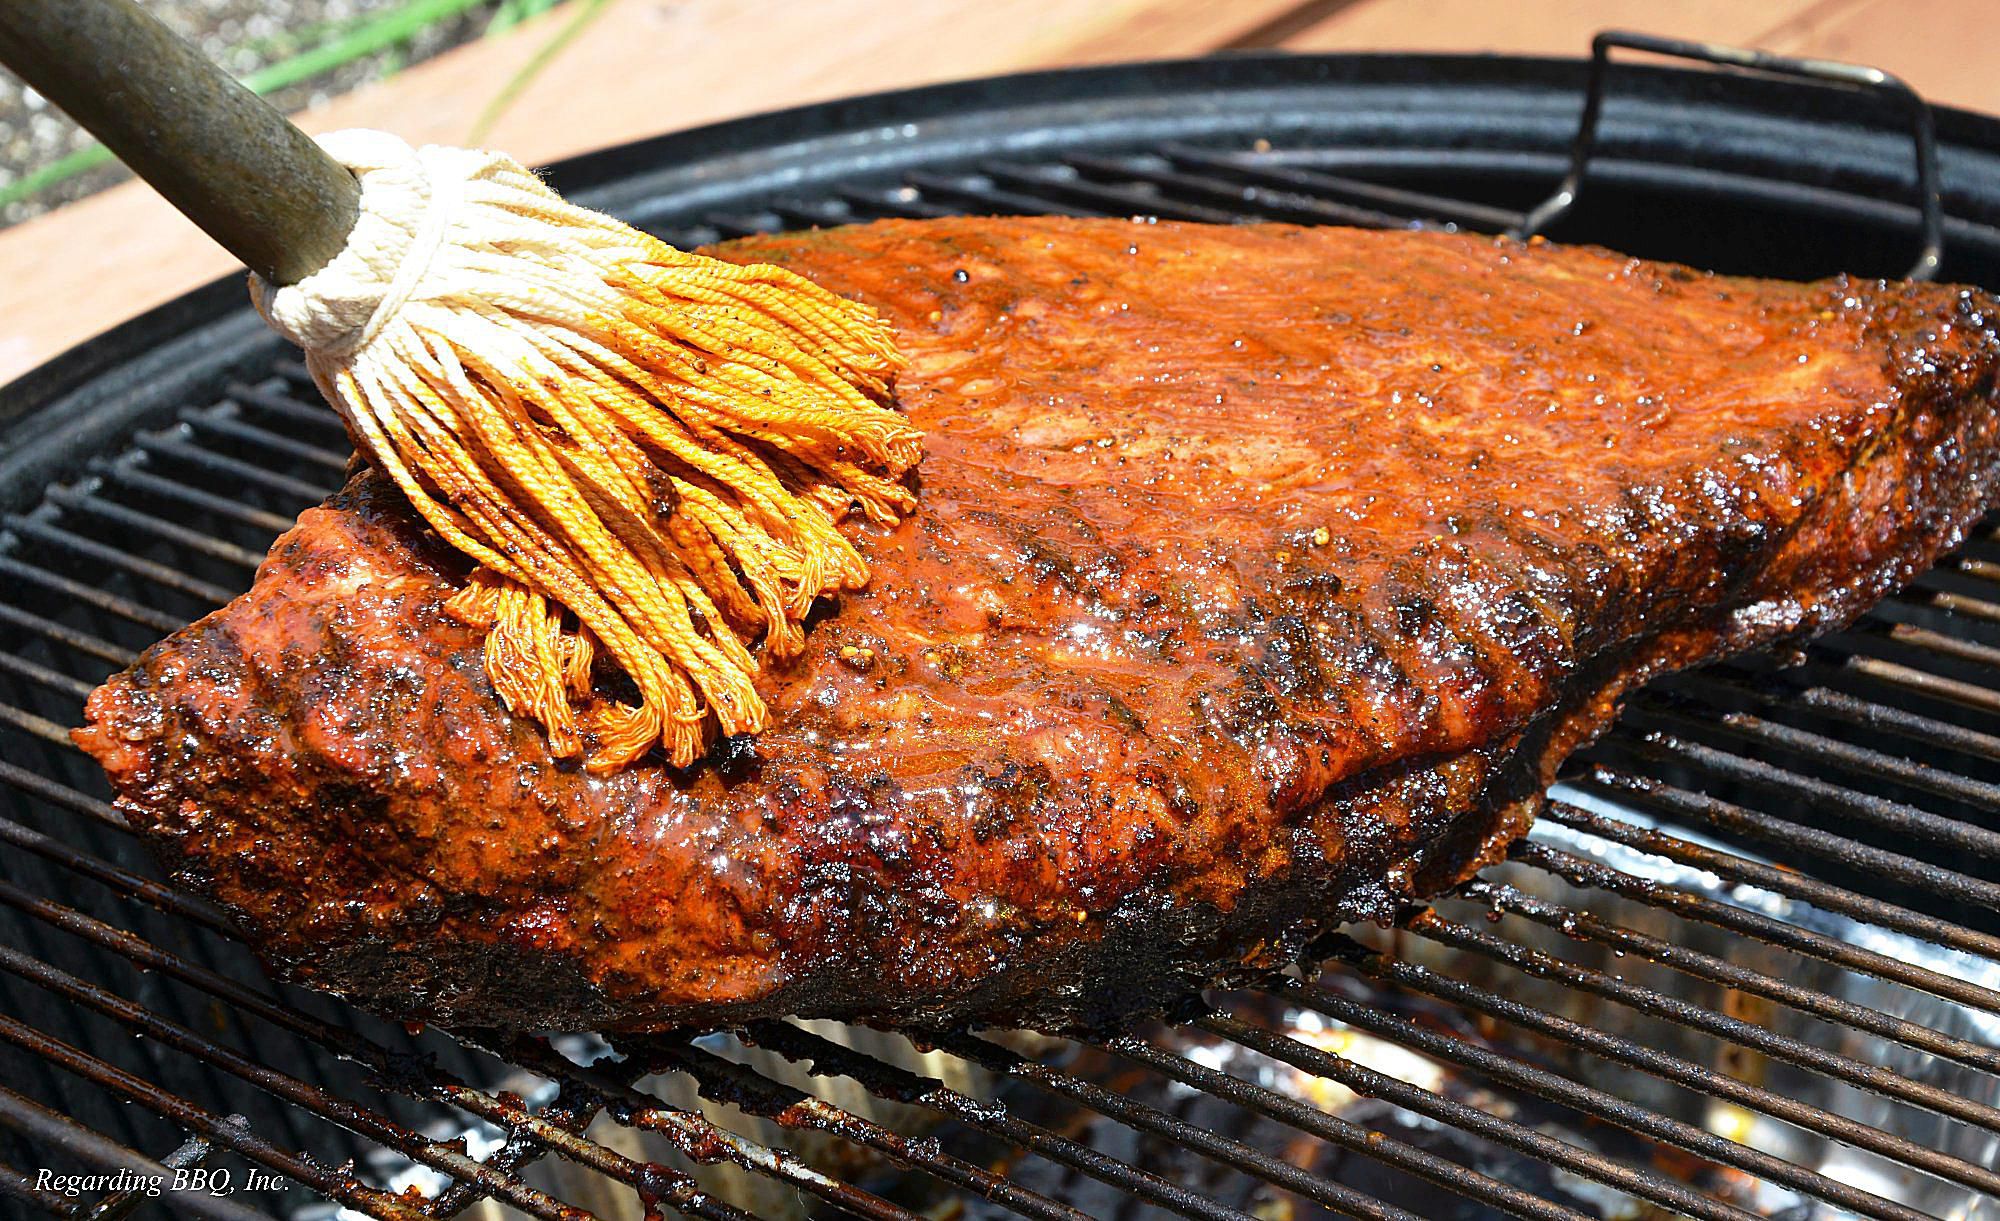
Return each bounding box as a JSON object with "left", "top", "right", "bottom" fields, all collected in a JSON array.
[{"left": 3, "top": 48, "right": 2000, "bottom": 1221}]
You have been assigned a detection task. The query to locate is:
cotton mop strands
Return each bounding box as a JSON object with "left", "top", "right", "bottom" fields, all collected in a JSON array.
[{"left": 253, "top": 131, "right": 922, "bottom": 772}]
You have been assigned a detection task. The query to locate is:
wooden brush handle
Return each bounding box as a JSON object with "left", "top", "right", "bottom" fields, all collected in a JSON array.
[{"left": 0, "top": 0, "right": 361, "bottom": 285}]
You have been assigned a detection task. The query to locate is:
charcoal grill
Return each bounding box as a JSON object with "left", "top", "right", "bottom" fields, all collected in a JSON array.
[{"left": 4, "top": 32, "right": 2000, "bottom": 1221}]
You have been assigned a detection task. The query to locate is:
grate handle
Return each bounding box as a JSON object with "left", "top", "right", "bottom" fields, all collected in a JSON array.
[
  {"left": 1517, "top": 30, "right": 1943, "bottom": 281},
  {"left": 0, "top": 0, "right": 361, "bottom": 285}
]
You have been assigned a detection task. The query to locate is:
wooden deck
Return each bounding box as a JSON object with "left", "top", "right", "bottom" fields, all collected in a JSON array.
[{"left": 1, "top": 0, "right": 1990, "bottom": 384}]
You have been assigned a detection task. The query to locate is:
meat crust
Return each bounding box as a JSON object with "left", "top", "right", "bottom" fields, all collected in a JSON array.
[{"left": 75, "top": 218, "right": 2000, "bottom": 1031}]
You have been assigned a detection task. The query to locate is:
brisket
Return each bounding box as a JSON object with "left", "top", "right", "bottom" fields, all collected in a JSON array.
[{"left": 75, "top": 218, "right": 2000, "bottom": 1031}]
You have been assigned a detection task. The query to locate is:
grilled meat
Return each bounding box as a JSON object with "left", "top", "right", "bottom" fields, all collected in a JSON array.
[{"left": 75, "top": 218, "right": 2000, "bottom": 1031}]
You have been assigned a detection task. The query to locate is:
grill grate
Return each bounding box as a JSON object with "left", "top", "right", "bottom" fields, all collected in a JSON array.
[{"left": 4, "top": 39, "right": 2000, "bottom": 1221}]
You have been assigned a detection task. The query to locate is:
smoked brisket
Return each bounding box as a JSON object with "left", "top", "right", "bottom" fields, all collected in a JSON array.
[{"left": 76, "top": 218, "right": 2000, "bottom": 1030}]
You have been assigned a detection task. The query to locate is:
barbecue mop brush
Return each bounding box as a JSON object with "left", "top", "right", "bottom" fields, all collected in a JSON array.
[{"left": 0, "top": 0, "right": 922, "bottom": 771}]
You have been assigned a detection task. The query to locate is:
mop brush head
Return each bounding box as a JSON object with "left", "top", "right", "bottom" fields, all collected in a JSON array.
[{"left": 253, "top": 130, "right": 921, "bottom": 771}]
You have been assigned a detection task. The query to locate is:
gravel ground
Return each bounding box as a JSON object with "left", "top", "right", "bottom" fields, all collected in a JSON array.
[{"left": 0, "top": 1, "right": 500, "bottom": 228}]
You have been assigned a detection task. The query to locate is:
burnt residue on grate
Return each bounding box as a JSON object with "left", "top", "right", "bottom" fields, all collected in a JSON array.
[{"left": 5, "top": 41, "right": 2000, "bottom": 1221}]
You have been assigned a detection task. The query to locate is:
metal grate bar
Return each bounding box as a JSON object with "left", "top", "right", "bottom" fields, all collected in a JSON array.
[
  {"left": 0, "top": 851, "right": 918, "bottom": 1221},
  {"left": 0, "top": 750, "right": 710, "bottom": 1184},
  {"left": 35, "top": 944, "right": 756, "bottom": 1216},
  {"left": 1064, "top": 154, "right": 1407, "bottom": 228},
  {"left": 0, "top": 655, "right": 95, "bottom": 702},
  {"left": 1193, "top": 1011, "right": 1760, "bottom": 1221},
  {"left": 0, "top": 702, "right": 77, "bottom": 748},
  {"left": 1633, "top": 694, "right": 2000, "bottom": 812},
  {"left": 222, "top": 381, "right": 350, "bottom": 439},
  {"left": 1089, "top": 1031, "right": 1602, "bottom": 1221},
  {"left": 976, "top": 163, "right": 1249, "bottom": 223},
  {"left": 1409, "top": 909, "right": 2000, "bottom": 1135},
  {"left": 102, "top": 463, "right": 302, "bottom": 536},
  {"left": 0, "top": 556, "right": 187, "bottom": 635},
  {"left": 1461, "top": 876, "right": 2000, "bottom": 1074},
  {"left": 698, "top": 212, "right": 782, "bottom": 240},
  {"left": 0, "top": 1019, "right": 438, "bottom": 1221},
  {"left": 0, "top": 814, "right": 230, "bottom": 937},
  {"left": 1843, "top": 650, "right": 2000, "bottom": 716},
  {"left": 1516, "top": 829, "right": 2000, "bottom": 1010},
  {"left": 0, "top": 867, "right": 302, "bottom": 1172},
  {"left": 1283, "top": 962, "right": 1942, "bottom": 1221},
  {"left": 626, "top": 1039, "right": 1091, "bottom": 1221},
  {"left": 0, "top": 761, "right": 131, "bottom": 835},
  {"left": 1690, "top": 670, "right": 2000, "bottom": 766},
  {"left": 745, "top": 1020, "right": 1275, "bottom": 1221},
  {"left": 491, "top": 1035, "right": 933, "bottom": 1221},
  {"left": 1871, "top": 618, "right": 2000, "bottom": 670},
  {"left": 2, "top": 516, "right": 234, "bottom": 608},
  {"left": 0, "top": 1161, "right": 80, "bottom": 1217},
  {"left": 1623, "top": 707, "right": 2000, "bottom": 843},
  {"left": 769, "top": 199, "right": 863, "bottom": 231},
  {"left": 423, "top": 1079, "right": 605, "bottom": 1221},
  {"left": 85, "top": 1133, "right": 217, "bottom": 1221},
  {"left": 44, "top": 486, "right": 269, "bottom": 572},
  {"left": 0, "top": 939, "right": 646, "bottom": 1221},
  {"left": 926, "top": 1029, "right": 1422, "bottom": 1221},
  {"left": 0, "top": 1083, "right": 270, "bottom": 1221},
  {"left": 135, "top": 433, "right": 335, "bottom": 504},
  {"left": 900, "top": 173, "right": 1098, "bottom": 218},
  {"left": 504, "top": 1036, "right": 969, "bottom": 1221},
  {"left": 1578, "top": 766, "right": 2000, "bottom": 910},
  {"left": 1901, "top": 583, "right": 2000, "bottom": 625},
  {"left": 839, "top": 187, "right": 959, "bottom": 220},
  {"left": 0, "top": 602, "right": 134, "bottom": 669},
  {"left": 1158, "top": 144, "right": 1523, "bottom": 230},
  {"left": 409, "top": 1070, "right": 758, "bottom": 1221},
  {"left": 0, "top": 736, "right": 957, "bottom": 1221},
  {"left": 178, "top": 410, "right": 352, "bottom": 474}
]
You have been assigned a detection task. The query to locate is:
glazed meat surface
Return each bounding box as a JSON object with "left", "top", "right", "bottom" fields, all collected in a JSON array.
[{"left": 77, "top": 218, "right": 2000, "bottom": 1031}]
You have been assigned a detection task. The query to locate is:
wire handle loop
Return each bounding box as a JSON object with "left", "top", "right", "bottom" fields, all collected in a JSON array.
[{"left": 1517, "top": 30, "right": 1943, "bottom": 281}]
